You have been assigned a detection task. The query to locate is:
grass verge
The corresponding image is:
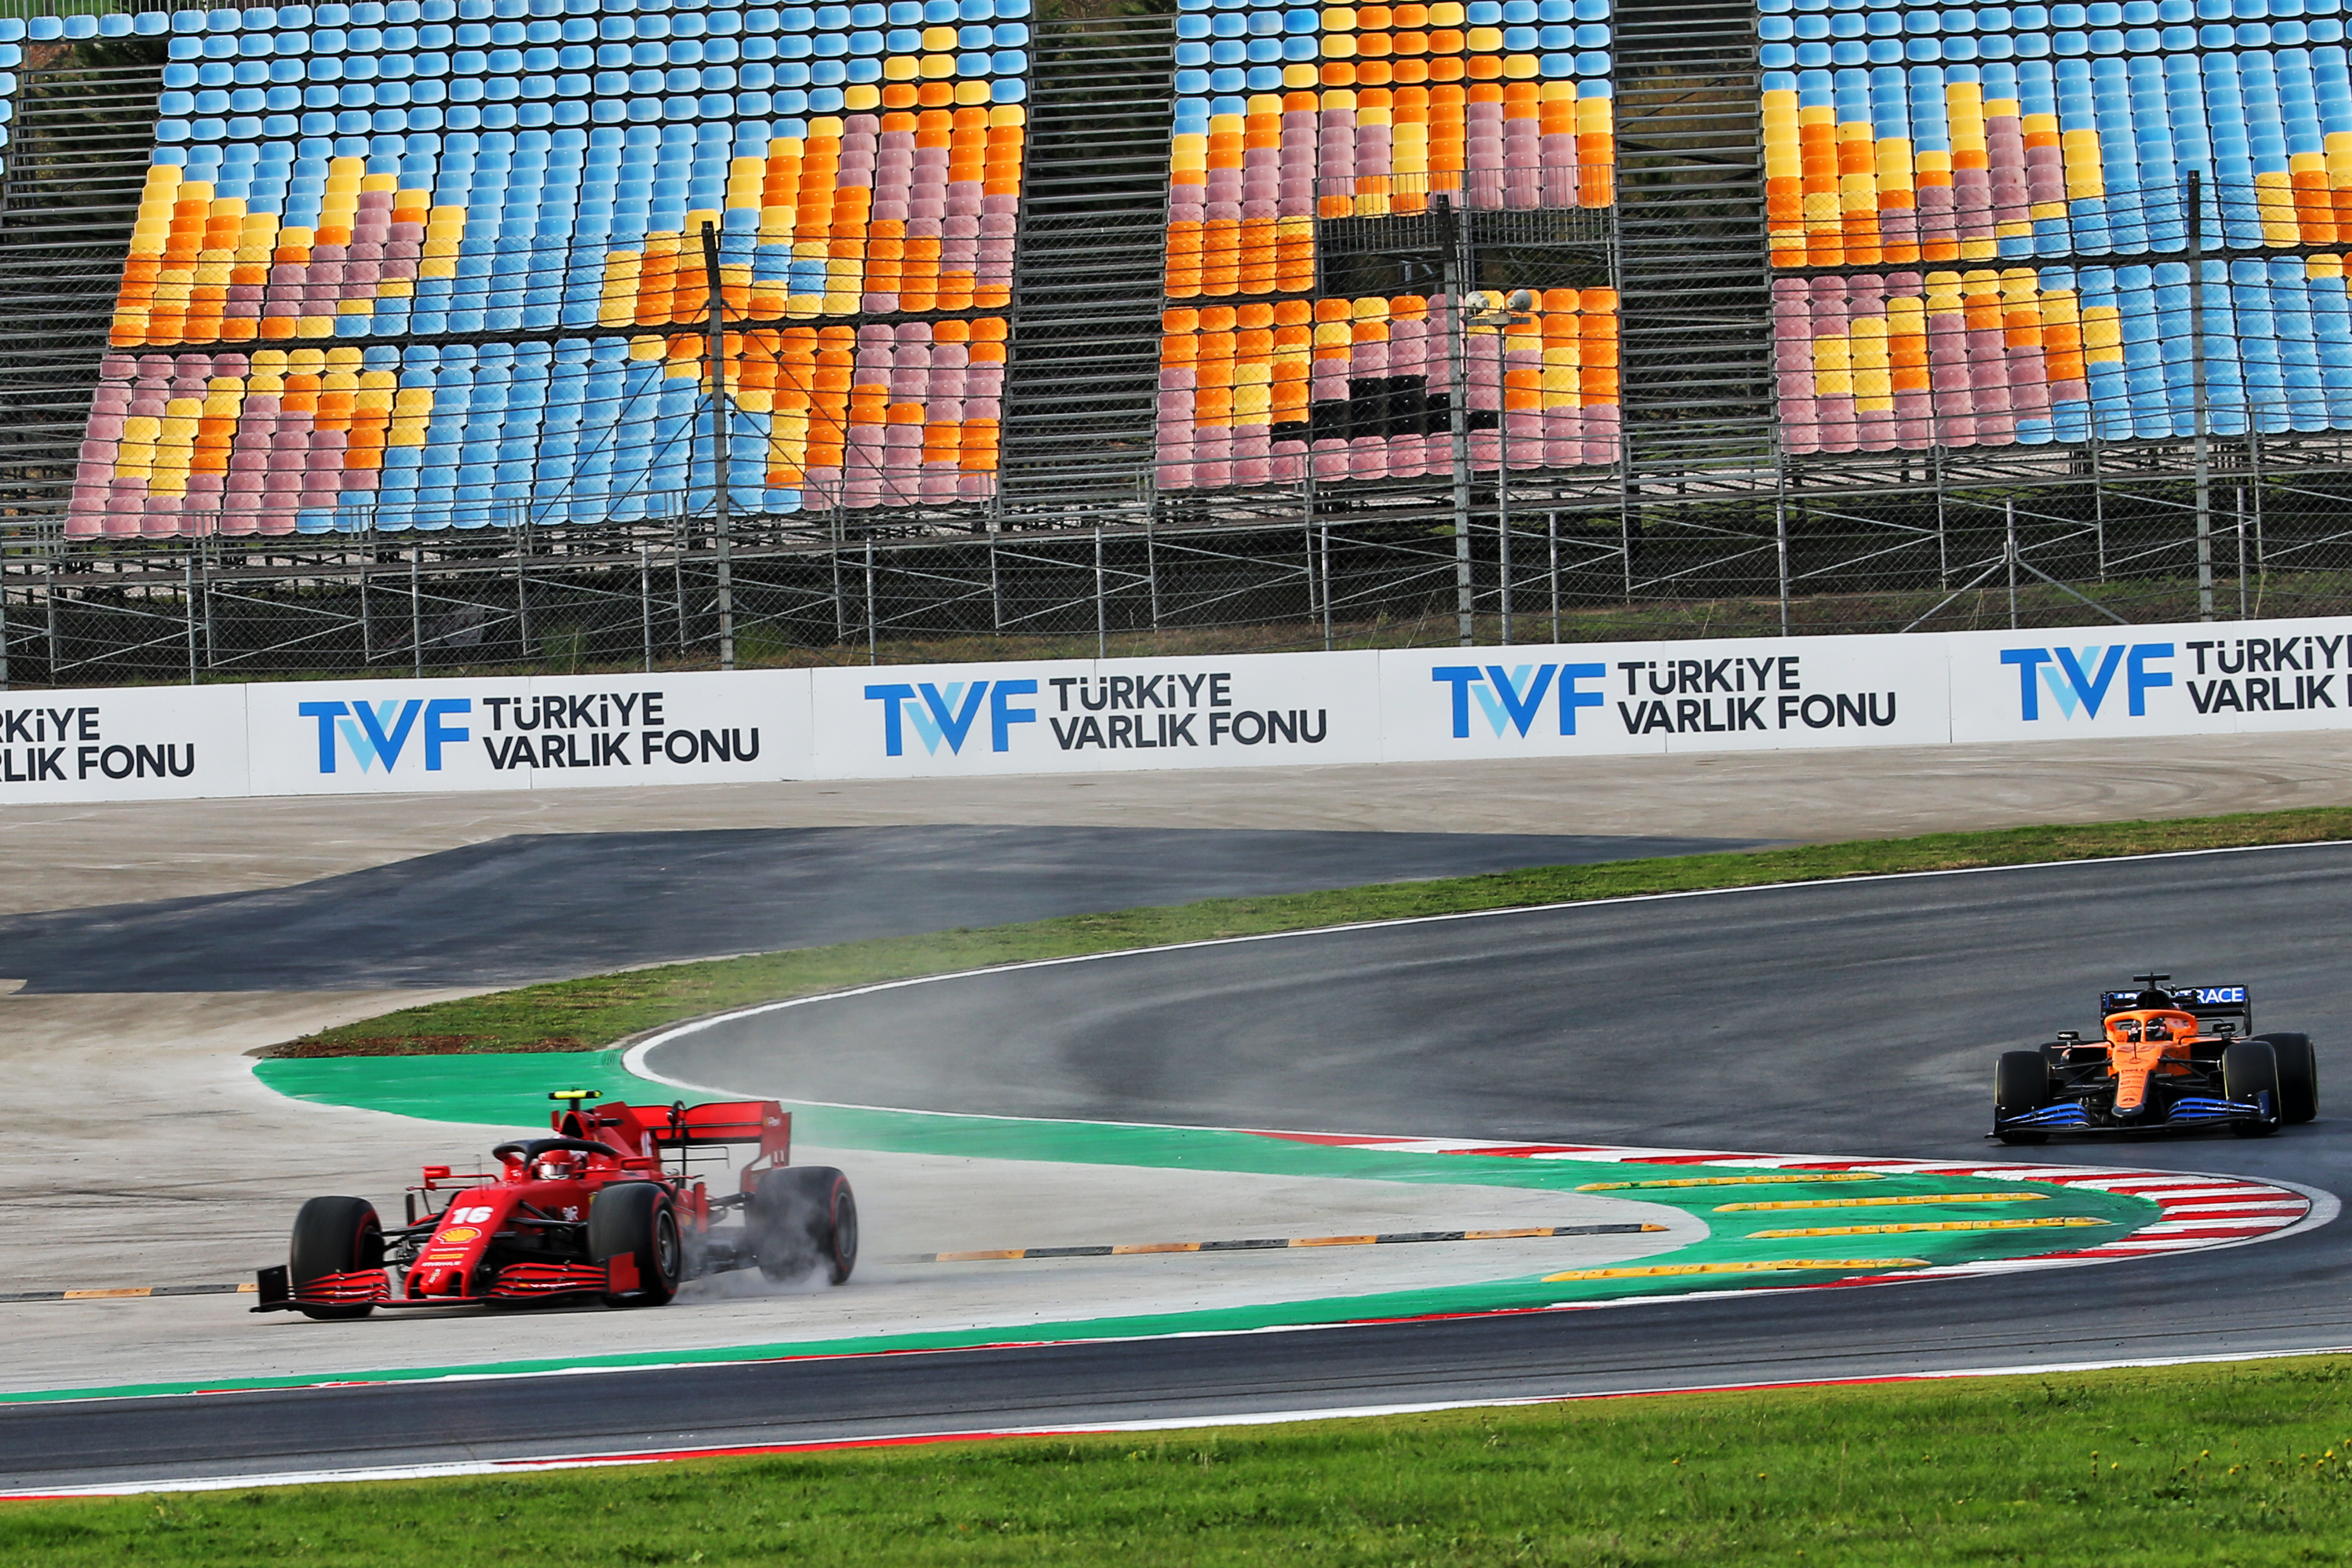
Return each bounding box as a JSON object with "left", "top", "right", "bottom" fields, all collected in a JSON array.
[
  {"left": 269, "top": 805, "right": 2352, "bottom": 1057},
  {"left": 10, "top": 1356, "right": 2352, "bottom": 1565}
]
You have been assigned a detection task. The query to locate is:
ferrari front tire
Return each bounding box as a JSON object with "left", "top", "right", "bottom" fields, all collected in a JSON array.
[
  {"left": 1994, "top": 1050, "right": 2051, "bottom": 1145},
  {"left": 2259, "top": 1033, "right": 2318, "bottom": 1125},
  {"left": 752, "top": 1166, "right": 858, "bottom": 1286},
  {"left": 590, "top": 1182, "right": 681, "bottom": 1307},
  {"left": 289, "top": 1196, "right": 385, "bottom": 1321},
  {"left": 2225, "top": 1040, "right": 2284, "bottom": 1138}
]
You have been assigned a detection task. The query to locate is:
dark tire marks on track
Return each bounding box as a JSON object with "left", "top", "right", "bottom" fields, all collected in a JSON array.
[{"left": 0, "top": 825, "right": 1745, "bottom": 993}]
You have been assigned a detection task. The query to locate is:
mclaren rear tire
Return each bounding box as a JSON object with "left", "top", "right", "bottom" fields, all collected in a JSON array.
[
  {"left": 1994, "top": 1050, "right": 2052, "bottom": 1145},
  {"left": 590, "top": 1181, "right": 681, "bottom": 1307},
  {"left": 2259, "top": 1033, "right": 2319, "bottom": 1125},
  {"left": 288, "top": 1195, "right": 385, "bottom": 1321},
  {"left": 2225, "top": 1040, "right": 2284, "bottom": 1138},
  {"left": 752, "top": 1166, "right": 859, "bottom": 1286}
]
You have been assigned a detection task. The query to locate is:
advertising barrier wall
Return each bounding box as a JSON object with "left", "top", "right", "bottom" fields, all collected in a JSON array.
[
  {"left": 245, "top": 670, "right": 811, "bottom": 797},
  {"left": 5, "top": 615, "right": 2347, "bottom": 805}
]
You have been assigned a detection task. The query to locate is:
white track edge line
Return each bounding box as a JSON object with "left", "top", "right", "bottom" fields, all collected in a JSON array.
[
  {"left": 20, "top": 1339, "right": 2352, "bottom": 1500},
  {"left": 621, "top": 834, "right": 2352, "bottom": 1086}
]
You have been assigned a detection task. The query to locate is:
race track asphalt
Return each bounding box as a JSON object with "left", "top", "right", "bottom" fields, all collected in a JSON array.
[
  {"left": 6, "top": 842, "right": 2350, "bottom": 1489},
  {"left": 0, "top": 825, "right": 1741, "bottom": 992}
]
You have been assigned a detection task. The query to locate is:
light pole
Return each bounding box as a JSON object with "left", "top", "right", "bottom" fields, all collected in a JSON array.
[
  {"left": 700, "top": 220, "right": 734, "bottom": 670},
  {"left": 1466, "top": 288, "right": 1537, "bottom": 645},
  {"left": 2186, "top": 168, "right": 2212, "bottom": 622},
  {"left": 1437, "top": 195, "right": 1474, "bottom": 645}
]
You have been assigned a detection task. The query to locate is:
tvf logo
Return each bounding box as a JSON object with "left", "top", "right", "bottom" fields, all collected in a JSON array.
[
  {"left": 1431, "top": 663, "right": 1606, "bottom": 737},
  {"left": 1998, "top": 644, "right": 2174, "bottom": 720},
  {"left": 298, "top": 697, "right": 471, "bottom": 772},
  {"left": 863, "top": 680, "right": 1038, "bottom": 756}
]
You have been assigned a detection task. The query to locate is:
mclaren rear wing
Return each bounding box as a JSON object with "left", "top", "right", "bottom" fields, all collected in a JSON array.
[{"left": 2100, "top": 984, "right": 2252, "bottom": 1037}]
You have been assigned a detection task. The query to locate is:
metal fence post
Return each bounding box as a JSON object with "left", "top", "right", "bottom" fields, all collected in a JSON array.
[
  {"left": 44, "top": 540, "right": 58, "bottom": 678},
  {"left": 988, "top": 529, "right": 1002, "bottom": 633},
  {"left": 1775, "top": 497, "right": 1790, "bottom": 636},
  {"left": 1547, "top": 509, "right": 1560, "bottom": 644},
  {"left": 1319, "top": 518, "right": 1331, "bottom": 652},
  {"left": 639, "top": 543, "right": 653, "bottom": 672},
  {"left": 359, "top": 545, "right": 372, "bottom": 663},
  {"left": 1094, "top": 525, "right": 1106, "bottom": 659},
  {"left": 2089, "top": 436, "right": 2106, "bottom": 581},
  {"left": 2005, "top": 497, "right": 2019, "bottom": 629},
  {"left": 0, "top": 547, "right": 9, "bottom": 691},
  {"left": 1618, "top": 479, "right": 1633, "bottom": 607},
  {"left": 184, "top": 552, "right": 198, "bottom": 685},
  {"left": 411, "top": 546, "right": 423, "bottom": 678},
  {"left": 1302, "top": 514, "right": 1316, "bottom": 641},
  {"left": 2236, "top": 485, "right": 2248, "bottom": 621},
  {"left": 2250, "top": 422, "right": 2265, "bottom": 613},
  {"left": 514, "top": 531, "right": 532, "bottom": 663},
  {"left": 864, "top": 533, "right": 877, "bottom": 665}
]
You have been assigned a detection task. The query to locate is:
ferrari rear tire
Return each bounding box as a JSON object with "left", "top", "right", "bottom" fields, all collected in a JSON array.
[
  {"left": 2259, "top": 1033, "right": 2318, "bottom": 1124},
  {"left": 289, "top": 1196, "right": 385, "bottom": 1321},
  {"left": 752, "top": 1166, "right": 858, "bottom": 1286},
  {"left": 589, "top": 1182, "right": 681, "bottom": 1307},
  {"left": 2225, "top": 1040, "right": 2284, "bottom": 1138},
  {"left": 1994, "top": 1050, "right": 2051, "bottom": 1145}
]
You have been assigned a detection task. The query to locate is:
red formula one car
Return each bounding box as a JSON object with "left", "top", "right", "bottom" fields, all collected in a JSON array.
[{"left": 253, "top": 1090, "right": 856, "bottom": 1319}]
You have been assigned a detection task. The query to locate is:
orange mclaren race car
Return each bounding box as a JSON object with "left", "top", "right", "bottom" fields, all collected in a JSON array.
[
  {"left": 1991, "top": 974, "right": 2318, "bottom": 1144},
  {"left": 252, "top": 1089, "right": 856, "bottom": 1318}
]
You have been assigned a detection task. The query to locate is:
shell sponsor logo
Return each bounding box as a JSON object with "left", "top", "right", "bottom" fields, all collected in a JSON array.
[{"left": 435, "top": 1226, "right": 482, "bottom": 1244}]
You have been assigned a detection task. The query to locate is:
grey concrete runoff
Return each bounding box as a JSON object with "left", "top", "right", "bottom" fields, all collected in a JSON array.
[
  {"left": 6, "top": 844, "right": 2351, "bottom": 1490},
  {"left": 5, "top": 726, "right": 2352, "bottom": 920}
]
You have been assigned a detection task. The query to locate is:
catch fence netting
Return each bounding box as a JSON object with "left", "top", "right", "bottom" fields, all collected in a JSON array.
[{"left": 7, "top": 420, "right": 2351, "bottom": 688}]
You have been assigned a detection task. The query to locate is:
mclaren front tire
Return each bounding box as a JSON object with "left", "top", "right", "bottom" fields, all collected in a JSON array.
[
  {"left": 2224, "top": 1040, "right": 2284, "bottom": 1138},
  {"left": 1994, "top": 1050, "right": 2052, "bottom": 1145},
  {"left": 2257, "top": 1033, "right": 2318, "bottom": 1125}
]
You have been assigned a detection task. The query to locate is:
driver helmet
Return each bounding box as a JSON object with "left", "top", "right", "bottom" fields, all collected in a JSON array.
[
  {"left": 2142, "top": 1016, "right": 2172, "bottom": 1040},
  {"left": 535, "top": 1150, "right": 583, "bottom": 1180}
]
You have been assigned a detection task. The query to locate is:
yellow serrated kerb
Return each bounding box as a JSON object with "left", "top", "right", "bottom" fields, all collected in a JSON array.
[
  {"left": 1746, "top": 1217, "right": 2111, "bottom": 1239},
  {"left": 1543, "top": 1258, "right": 1929, "bottom": 1282}
]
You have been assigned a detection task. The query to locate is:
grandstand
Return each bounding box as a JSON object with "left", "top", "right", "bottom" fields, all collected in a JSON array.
[{"left": 0, "top": 0, "right": 2348, "bottom": 685}]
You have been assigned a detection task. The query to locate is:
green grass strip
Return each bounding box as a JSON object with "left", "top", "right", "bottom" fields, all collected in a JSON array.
[
  {"left": 13, "top": 1356, "right": 2352, "bottom": 1564},
  {"left": 272, "top": 806, "right": 2352, "bottom": 1058}
]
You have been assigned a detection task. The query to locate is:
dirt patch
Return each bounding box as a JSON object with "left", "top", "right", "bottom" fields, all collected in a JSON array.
[{"left": 261, "top": 1033, "right": 592, "bottom": 1059}]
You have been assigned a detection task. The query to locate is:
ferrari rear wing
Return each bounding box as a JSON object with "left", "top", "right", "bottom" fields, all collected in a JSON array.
[
  {"left": 551, "top": 1093, "right": 791, "bottom": 1165},
  {"left": 2100, "top": 983, "right": 2252, "bottom": 1036},
  {"left": 650, "top": 1100, "right": 791, "bottom": 1156}
]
